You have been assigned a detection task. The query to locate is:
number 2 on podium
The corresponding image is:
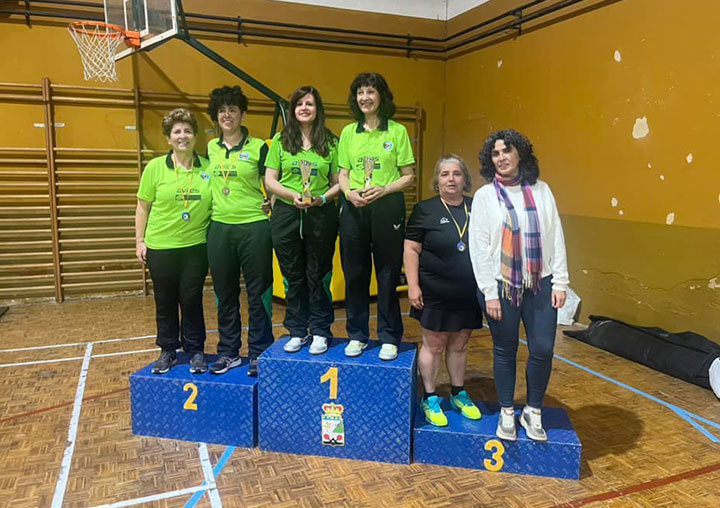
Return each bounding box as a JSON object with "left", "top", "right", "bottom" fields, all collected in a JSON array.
[
  {"left": 183, "top": 382, "right": 198, "bottom": 411},
  {"left": 320, "top": 367, "right": 338, "bottom": 399}
]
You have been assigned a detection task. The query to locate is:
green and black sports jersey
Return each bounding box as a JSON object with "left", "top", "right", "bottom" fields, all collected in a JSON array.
[
  {"left": 337, "top": 119, "right": 415, "bottom": 189},
  {"left": 207, "top": 126, "right": 269, "bottom": 224},
  {"left": 265, "top": 132, "right": 338, "bottom": 205},
  {"left": 136, "top": 152, "right": 212, "bottom": 249}
]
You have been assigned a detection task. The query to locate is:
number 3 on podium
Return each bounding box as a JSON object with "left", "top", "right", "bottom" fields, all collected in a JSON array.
[
  {"left": 484, "top": 439, "right": 505, "bottom": 471},
  {"left": 320, "top": 367, "right": 338, "bottom": 399}
]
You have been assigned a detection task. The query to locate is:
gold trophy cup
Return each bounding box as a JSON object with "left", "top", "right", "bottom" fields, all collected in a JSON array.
[
  {"left": 362, "top": 156, "right": 375, "bottom": 193},
  {"left": 299, "top": 160, "right": 313, "bottom": 204}
]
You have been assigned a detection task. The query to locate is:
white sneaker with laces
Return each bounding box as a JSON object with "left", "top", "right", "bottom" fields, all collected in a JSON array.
[
  {"left": 520, "top": 405, "right": 548, "bottom": 441},
  {"left": 284, "top": 335, "right": 309, "bottom": 353},
  {"left": 379, "top": 344, "right": 398, "bottom": 361},
  {"left": 344, "top": 339, "right": 367, "bottom": 357},
  {"left": 309, "top": 335, "right": 328, "bottom": 354},
  {"left": 496, "top": 406, "right": 517, "bottom": 441}
]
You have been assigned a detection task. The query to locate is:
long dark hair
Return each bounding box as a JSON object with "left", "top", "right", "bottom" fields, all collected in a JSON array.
[
  {"left": 282, "top": 86, "right": 337, "bottom": 157},
  {"left": 479, "top": 129, "right": 540, "bottom": 184},
  {"left": 347, "top": 73, "right": 396, "bottom": 123}
]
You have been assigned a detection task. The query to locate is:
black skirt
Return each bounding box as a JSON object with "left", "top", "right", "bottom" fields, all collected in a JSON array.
[{"left": 410, "top": 306, "right": 483, "bottom": 333}]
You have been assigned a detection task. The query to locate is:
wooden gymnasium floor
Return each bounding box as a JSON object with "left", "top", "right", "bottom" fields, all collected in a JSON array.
[{"left": 1, "top": 293, "right": 719, "bottom": 508}]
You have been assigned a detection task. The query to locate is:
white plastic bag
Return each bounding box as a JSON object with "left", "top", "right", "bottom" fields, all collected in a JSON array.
[
  {"left": 557, "top": 287, "right": 581, "bottom": 326},
  {"left": 710, "top": 357, "right": 720, "bottom": 399}
]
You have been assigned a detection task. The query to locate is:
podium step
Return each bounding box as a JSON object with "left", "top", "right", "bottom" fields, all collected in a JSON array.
[
  {"left": 130, "top": 353, "right": 257, "bottom": 447},
  {"left": 258, "top": 338, "right": 417, "bottom": 464},
  {"left": 413, "top": 400, "right": 581, "bottom": 479}
]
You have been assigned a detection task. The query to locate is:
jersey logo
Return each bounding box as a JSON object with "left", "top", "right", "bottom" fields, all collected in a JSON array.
[
  {"left": 440, "top": 217, "right": 450, "bottom": 224},
  {"left": 200, "top": 171, "right": 210, "bottom": 180},
  {"left": 239, "top": 152, "right": 250, "bottom": 161},
  {"left": 393, "top": 223, "right": 402, "bottom": 230},
  {"left": 383, "top": 141, "right": 393, "bottom": 151}
]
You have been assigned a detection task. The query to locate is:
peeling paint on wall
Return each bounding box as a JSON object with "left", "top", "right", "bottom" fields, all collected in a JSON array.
[
  {"left": 614, "top": 50, "right": 622, "bottom": 62},
  {"left": 611, "top": 197, "right": 618, "bottom": 207},
  {"left": 632, "top": 116, "right": 649, "bottom": 138},
  {"left": 686, "top": 153, "right": 693, "bottom": 163},
  {"left": 660, "top": 174, "right": 665, "bottom": 181},
  {"left": 709, "top": 277, "right": 720, "bottom": 290},
  {"left": 619, "top": 209, "right": 624, "bottom": 216},
  {"left": 497, "top": 59, "right": 503, "bottom": 68},
  {"left": 666, "top": 212, "right": 675, "bottom": 225}
]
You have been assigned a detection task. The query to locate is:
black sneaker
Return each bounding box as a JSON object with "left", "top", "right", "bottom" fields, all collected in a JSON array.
[
  {"left": 152, "top": 350, "right": 176, "bottom": 375},
  {"left": 209, "top": 355, "right": 242, "bottom": 375},
  {"left": 189, "top": 352, "right": 207, "bottom": 374},
  {"left": 248, "top": 358, "right": 258, "bottom": 377}
]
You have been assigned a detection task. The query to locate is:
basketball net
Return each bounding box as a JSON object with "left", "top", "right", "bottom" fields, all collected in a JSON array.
[{"left": 68, "top": 22, "right": 127, "bottom": 82}]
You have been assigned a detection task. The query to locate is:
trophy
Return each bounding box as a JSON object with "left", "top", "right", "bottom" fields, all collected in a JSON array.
[
  {"left": 299, "top": 160, "right": 313, "bottom": 204},
  {"left": 362, "top": 156, "right": 375, "bottom": 191}
]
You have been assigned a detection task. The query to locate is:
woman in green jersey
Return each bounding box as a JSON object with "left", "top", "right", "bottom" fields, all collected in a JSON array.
[
  {"left": 337, "top": 73, "right": 415, "bottom": 361},
  {"left": 135, "top": 108, "right": 212, "bottom": 375},
  {"left": 265, "top": 86, "right": 340, "bottom": 355},
  {"left": 205, "top": 85, "right": 274, "bottom": 377}
]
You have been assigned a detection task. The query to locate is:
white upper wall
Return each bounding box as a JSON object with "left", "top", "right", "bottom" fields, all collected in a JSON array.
[{"left": 269, "top": 0, "right": 491, "bottom": 20}]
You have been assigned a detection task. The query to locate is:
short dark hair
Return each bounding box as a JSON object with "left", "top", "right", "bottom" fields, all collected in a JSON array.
[
  {"left": 207, "top": 85, "right": 248, "bottom": 122},
  {"left": 348, "top": 73, "right": 396, "bottom": 123},
  {"left": 282, "top": 85, "right": 337, "bottom": 157},
  {"left": 479, "top": 129, "right": 540, "bottom": 184},
  {"left": 161, "top": 108, "right": 198, "bottom": 137}
]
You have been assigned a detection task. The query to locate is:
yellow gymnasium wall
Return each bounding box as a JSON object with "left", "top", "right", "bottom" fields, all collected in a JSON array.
[{"left": 444, "top": 0, "right": 720, "bottom": 338}]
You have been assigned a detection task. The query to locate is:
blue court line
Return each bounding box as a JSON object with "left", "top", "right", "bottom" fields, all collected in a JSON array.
[
  {"left": 183, "top": 446, "right": 236, "bottom": 508},
  {"left": 519, "top": 339, "right": 720, "bottom": 443}
]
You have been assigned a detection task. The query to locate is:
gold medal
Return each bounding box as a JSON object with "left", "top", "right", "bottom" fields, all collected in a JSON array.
[{"left": 222, "top": 186, "right": 230, "bottom": 196}]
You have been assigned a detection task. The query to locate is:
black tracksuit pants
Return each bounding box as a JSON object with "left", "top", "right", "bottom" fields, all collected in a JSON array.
[
  {"left": 338, "top": 192, "right": 405, "bottom": 345},
  {"left": 207, "top": 220, "right": 274, "bottom": 359},
  {"left": 271, "top": 200, "right": 338, "bottom": 338},
  {"left": 146, "top": 243, "right": 208, "bottom": 353}
]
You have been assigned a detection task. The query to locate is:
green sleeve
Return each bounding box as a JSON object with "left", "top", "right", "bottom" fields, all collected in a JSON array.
[
  {"left": 395, "top": 124, "right": 415, "bottom": 167},
  {"left": 265, "top": 134, "right": 282, "bottom": 171},
  {"left": 337, "top": 125, "right": 352, "bottom": 170},
  {"left": 136, "top": 161, "right": 157, "bottom": 202}
]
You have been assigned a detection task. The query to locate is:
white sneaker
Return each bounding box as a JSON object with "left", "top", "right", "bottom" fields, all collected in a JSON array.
[
  {"left": 496, "top": 407, "right": 517, "bottom": 441},
  {"left": 283, "top": 335, "right": 309, "bottom": 353},
  {"left": 379, "top": 344, "right": 398, "bottom": 361},
  {"left": 520, "top": 405, "right": 548, "bottom": 441},
  {"left": 344, "top": 339, "right": 367, "bottom": 357},
  {"left": 309, "top": 335, "right": 328, "bottom": 354}
]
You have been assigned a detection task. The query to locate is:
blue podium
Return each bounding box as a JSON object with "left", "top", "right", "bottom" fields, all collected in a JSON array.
[
  {"left": 130, "top": 353, "right": 257, "bottom": 447},
  {"left": 413, "top": 401, "right": 581, "bottom": 479},
  {"left": 258, "top": 338, "right": 417, "bottom": 464}
]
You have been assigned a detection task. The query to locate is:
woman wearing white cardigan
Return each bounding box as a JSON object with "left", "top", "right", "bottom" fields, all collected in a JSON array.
[{"left": 469, "top": 129, "right": 568, "bottom": 442}]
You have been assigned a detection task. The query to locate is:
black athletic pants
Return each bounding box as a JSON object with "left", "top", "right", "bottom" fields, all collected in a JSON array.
[
  {"left": 271, "top": 200, "right": 338, "bottom": 338},
  {"left": 207, "top": 220, "right": 274, "bottom": 359},
  {"left": 146, "top": 243, "right": 208, "bottom": 354},
  {"left": 338, "top": 192, "right": 405, "bottom": 345}
]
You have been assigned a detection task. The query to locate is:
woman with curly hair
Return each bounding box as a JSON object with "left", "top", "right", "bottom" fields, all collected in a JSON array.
[
  {"left": 135, "top": 108, "right": 212, "bottom": 375},
  {"left": 264, "top": 86, "right": 340, "bottom": 355},
  {"left": 205, "top": 85, "right": 273, "bottom": 377},
  {"left": 337, "top": 72, "right": 415, "bottom": 361},
  {"left": 468, "top": 129, "right": 569, "bottom": 441}
]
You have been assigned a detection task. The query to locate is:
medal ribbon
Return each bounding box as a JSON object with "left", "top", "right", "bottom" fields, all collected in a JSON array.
[
  {"left": 440, "top": 197, "right": 468, "bottom": 243},
  {"left": 173, "top": 153, "right": 195, "bottom": 211}
]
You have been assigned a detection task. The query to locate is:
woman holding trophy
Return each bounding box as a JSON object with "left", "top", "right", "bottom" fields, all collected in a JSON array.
[
  {"left": 265, "top": 85, "right": 340, "bottom": 355},
  {"left": 337, "top": 72, "right": 415, "bottom": 361}
]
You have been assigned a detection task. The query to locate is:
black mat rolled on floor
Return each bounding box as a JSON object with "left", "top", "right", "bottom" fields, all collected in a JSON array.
[{"left": 564, "top": 315, "right": 720, "bottom": 390}]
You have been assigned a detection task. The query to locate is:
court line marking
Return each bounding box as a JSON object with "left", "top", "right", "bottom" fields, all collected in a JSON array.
[
  {"left": 550, "top": 461, "right": 720, "bottom": 508},
  {"left": 51, "top": 342, "right": 93, "bottom": 508},
  {"left": 198, "top": 443, "right": 222, "bottom": 508},
  {"left": 90, "top": 484, "right": 209, "bottom": 508},
  {"left": 184, "top": 446, "right": 236, "bottom": 508},
  {"left": 521, "top": 339, "right": 720, "bottom": 442}
]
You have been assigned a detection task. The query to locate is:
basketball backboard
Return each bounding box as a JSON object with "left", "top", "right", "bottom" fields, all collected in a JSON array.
[{"left": 105, "top": 0, "right": 178, "bottom": 60}]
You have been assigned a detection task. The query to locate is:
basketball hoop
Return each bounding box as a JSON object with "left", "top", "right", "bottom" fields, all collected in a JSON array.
[{"left": 67, "top": 21, "right": 140, "bottom": 82}]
